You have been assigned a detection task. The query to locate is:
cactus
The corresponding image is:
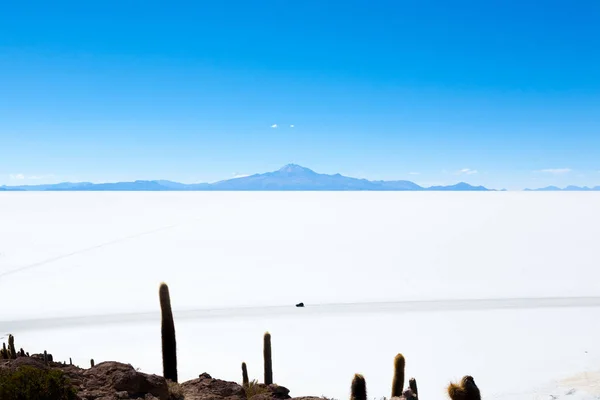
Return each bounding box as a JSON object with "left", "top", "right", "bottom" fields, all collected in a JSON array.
[
  {"left": 0, "top": 343, "right": 7, "bottom": 359},
  {"left": 19, "top": 348, "right": 25, "bottom": 357},
  {"left": 44, "top": 350, "right": 48, "bottom": 364},
  {"left": 391, "top": 353, "right": 406, "bottom": 397},
  {"left": 70, "top": 357, "right": 73, "bottom": 365},
  {"left": 263, "top": 332, "right": 273, "bottom": 385},
  {"left": 8, "top": 334, "right": 16, "bottom": 359},
  {"left": 159, "top": 282, "right": 178, "bottom": 383},
  {"left": 409, "top": 377, "right": 419, "bottom": 398},
  {"left": 91, "top": 359, "right": 95, "bottom": 368},
  {"left": 447, "top": 375, "right": 481, "bottom": 400},
  {"left": 242, "top": 362, "right": 249, "bottom": 386},
  {"left": 48, "top": 353, "right": 53, "bottom": 362},
  {"left": 351, "top": 374, "right": 367, "bottom": 400}
]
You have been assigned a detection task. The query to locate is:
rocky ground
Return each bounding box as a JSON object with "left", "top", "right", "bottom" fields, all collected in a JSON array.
[{"left": 0, "top": 356, "right": 324, "bottom": 400}]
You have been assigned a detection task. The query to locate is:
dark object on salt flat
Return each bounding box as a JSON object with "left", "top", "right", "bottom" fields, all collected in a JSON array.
[{"left": 295, "top": 302, "right": 305, "bottom": 307}]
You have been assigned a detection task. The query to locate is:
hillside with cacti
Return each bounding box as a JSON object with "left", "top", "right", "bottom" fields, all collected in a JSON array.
[{"left": 1, "top": 282, "right": 483, "bottom": 400}]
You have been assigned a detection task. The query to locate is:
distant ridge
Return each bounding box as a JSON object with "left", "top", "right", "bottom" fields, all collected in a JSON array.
[
  {"left": 524, "top": 185, "right": 600, "bottom": 191},
  {"left": 1, "top": 164, "right": 496, "bottom": 191}
]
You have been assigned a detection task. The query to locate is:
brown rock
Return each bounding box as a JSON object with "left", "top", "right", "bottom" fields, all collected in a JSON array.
[
  {"left": 0, "top": 355, "right": 49, "bottom": 370},
  {"left": 291, "top": 397, "right": 327, "bottom": 400},
  {"left": 180, "top": 372, "right": 247, "bottom": 400},
  {"left": 80, "top": 361, "right": 169, "bottom": 400}
]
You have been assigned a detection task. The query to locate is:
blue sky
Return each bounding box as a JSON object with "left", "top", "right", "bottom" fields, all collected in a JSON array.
[{"left": 1, "top": 0, "right": 599, "bottom": 190}]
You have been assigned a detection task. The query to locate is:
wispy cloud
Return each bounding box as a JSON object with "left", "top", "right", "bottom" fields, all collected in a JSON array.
[
  {"left": 538, "top": 168, "right": 572, "bottom": 174},
  {"left": 457, "top": 168, "right": 478, "bottom": 175},
  {"left": 408, "top": 172, "right": 420, "bottom": 175},
  {"left": 271, "top": 124, "right": 278, "bottom": 128},
  {"left": 290, "top": 124, "right": 294, "bottom": 128},
  {"left": 9, "top": 173, "right": 54, "bottom": 181},
  {"left": 231, "top": 173, "right": 250, "bottom": 179}
]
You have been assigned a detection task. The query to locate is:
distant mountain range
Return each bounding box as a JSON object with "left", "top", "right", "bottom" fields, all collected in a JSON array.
[
  {"left": 524, "top": 185, "right": 600, "bottom": 191},
  {"left": 1, "top": 164, "right": 498, "bottom": 191}
]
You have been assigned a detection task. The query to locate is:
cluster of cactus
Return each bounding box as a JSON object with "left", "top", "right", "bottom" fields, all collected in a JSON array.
[
  {"left": 350, "top": 353, "right": 418, "bottom": 400},
  {"left": 153, "top": 283, "right": 480, "bottom": 400},
  {"left": 0, "top": 334, "right": 86, "bottom": 368},
  {"left": 0, "top": 334, "right": 24, "bottom": 360},
  {"left": 349, "top": 353, "right": 479, "bottom": 400},
  {"left": 238, "top": 331, "right": 274, "bottom": 388}
]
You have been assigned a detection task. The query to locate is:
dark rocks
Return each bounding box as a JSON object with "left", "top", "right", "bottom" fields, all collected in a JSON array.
[
  {"left": 247, "top": 384, "right": 292, "bottom": 400},
  {"left": 2, "top": 357, "right": 308, "bottom": 400},
  {"left": 180, "top": 373, "right": 247, "bottom": 400},
  {"left": 79, "top": 362, "right": 169, "bottom": 400},
  {"left": 266, "top": 384, "right": 291, "bottom": 399},
  {"left": 290, "top": 397, "right": 325, "bottom": 400}
]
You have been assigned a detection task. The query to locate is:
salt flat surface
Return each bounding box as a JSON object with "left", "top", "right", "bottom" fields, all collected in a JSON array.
[{"left": 1, "top": 192, "right": 600, "bottom": 399}]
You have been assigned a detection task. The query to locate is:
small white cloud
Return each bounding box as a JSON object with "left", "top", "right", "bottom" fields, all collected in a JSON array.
[
  {"left": 539, "top": 168, "right": 572, "bottom": 174},
  {"left": 290, "top": 125, "right": 294, "bottom": 128},
  {"left": 458, "top": 168, "right": 478, "bottom": 175},
  {"left": 408, "top": 172, "right": 420, "bottom": 175},
  {"left": 8, "top": 173, "right": 55, "bottom": 181},
  {"left": 271, "top": 124, "right": 278, "bottom": 128}
]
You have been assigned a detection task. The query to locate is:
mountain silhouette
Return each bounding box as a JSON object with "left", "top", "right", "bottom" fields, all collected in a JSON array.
[
  {"left": 524, "top": 185, "right": 600, "bottom": 191},
  {"left": 1, "top": 164, "right": 494, "bottom": 191}
]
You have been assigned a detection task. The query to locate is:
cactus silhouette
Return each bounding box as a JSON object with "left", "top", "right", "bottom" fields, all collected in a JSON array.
[
  {"left": 43, "top": 350, "right": 48, "bottom": 364},
  {"left": 447, "top": 375, "right": 481, "bottom": 400},
  {"left": 160, "top": 282, "right": 178, "bottom": 382},
  {"left": 391, "top": 353, "right": 406, "bottom": 397},
  {"left": 263, "top": 332, "right": 273, "bottom": 385},
  {"left": 242, "top": 362, "right": 249, "bottom": 386},
  {"left": 70, "top": 357, "right": 72, "bottom": 365},
  {"left": 0, "top": 343, "right": 7, "bottom": 359},
  {"left": 409, "top": 377, "right": 419, "bottom": 398},
  {"left": 8, "top": 334, "right": 16, "bottom": 359},
  {"left": 351, "top": 374, "right": 367, "bottom": 400},
  {"left": 91, "top": 359, "right": 95, "bottom": 368}
]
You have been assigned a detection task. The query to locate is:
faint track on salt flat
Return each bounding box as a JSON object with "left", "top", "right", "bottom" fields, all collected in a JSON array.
[
  {"left": 0, "top": 223, "right": 180, "bottom": 279},
  {"left": 3, "top": 296, "right": 600, "bottom": 332}
]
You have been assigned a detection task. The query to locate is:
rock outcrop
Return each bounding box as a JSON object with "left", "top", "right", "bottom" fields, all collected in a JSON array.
[
  {"left": 179, "top": 373, "right": 247, "bottom": 400},
  {"left": 78, "top": 362, "right": 169, "bottom": 400}
]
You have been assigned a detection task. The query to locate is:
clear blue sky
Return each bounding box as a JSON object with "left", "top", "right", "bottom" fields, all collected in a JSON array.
[{"left": 1, "top": 0, "right": 599, "bottom": 189}]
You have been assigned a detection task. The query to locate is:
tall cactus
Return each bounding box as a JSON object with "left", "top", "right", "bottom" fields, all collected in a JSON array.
[
  {"left": 351, "top": 374, "right": 367, "bottom": 400},
  {"left": 447, "top": 375, "right": 481, "bottom": 400},
  {"left": 0, "top": 343, "right": 7, "bottom": 359},
  {"left": 242, "top": 362, "right": 249, "bottom": 386},
  {"left": 263, "top": 332, "right": 273, "bottom": 385},
  {"left": 90, "top": 359, "right": 95, "bottom": 368},
  {"left": 44, "top": 350, "right": 48, "bottom": 364},
  {"left": 160, "top": 282, "right": 178, "bottom": 382},
  {"left": 8, "top": 334, "right": 16, "bottom": 359},
  {"left": 391, "top": 353, "right": 406, "bottom": 397}
]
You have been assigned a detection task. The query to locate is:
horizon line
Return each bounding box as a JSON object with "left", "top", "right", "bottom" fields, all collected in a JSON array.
[{"left": 2, "top": 164, "right": 599, "bottom": 191}]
